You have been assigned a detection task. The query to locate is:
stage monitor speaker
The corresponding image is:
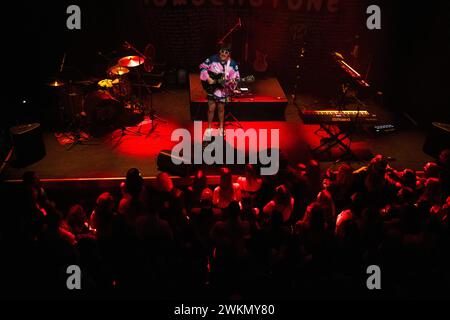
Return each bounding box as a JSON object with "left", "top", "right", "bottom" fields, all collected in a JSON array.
[
  {"left": 157, "top": 150, "right": 192, "bottom": 177},
  {"left": 10, "top": 123, "right": 46, "bottom": 167},
  {"left": 423, "top": 122, "right": 450, "bottom": 158}
]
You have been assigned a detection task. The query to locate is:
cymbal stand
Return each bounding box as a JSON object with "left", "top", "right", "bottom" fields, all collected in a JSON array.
[
  {"left": 123, "top": 41, "right": 167, "bottom": 136},
  {"left": 136, "top": 68, "right": 167, "bottom": 136},
  {"left": 58, "top": 83, "right": 98, "bottom": 150},
  {"left": 112, "top": 92, "right": 145, "bottom": 144},
  {"left": 63, "top": 109, "right": 98, "bottom": 151}
]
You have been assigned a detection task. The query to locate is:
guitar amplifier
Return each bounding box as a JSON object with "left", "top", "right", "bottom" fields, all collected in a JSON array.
[{"left": 10, "top": 123, "right": 46, "bottom": 166}]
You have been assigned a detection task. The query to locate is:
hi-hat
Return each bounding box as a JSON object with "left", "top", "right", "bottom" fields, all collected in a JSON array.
[
  {"left": 73, "top": 78, "right": 97, "bottom": 86},
  {"left": 118, "top": 56, "right": 144, "bottom": 67},
  {"left": 108, "top": 65, "right": 129, "bottom": 76}
]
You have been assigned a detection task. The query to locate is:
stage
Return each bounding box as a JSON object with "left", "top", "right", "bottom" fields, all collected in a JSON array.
[{"left": 1, "top": 88, "right": 434, "bottom": 182}]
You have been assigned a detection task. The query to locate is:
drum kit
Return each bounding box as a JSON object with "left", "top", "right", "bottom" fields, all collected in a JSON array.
[{"left": 47, "top": 42, "right": 164, "bottom": 148}]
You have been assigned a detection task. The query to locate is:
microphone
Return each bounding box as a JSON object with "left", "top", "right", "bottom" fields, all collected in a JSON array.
[{"left": 237, "top": 18, "right": 242, "bottom": 28}]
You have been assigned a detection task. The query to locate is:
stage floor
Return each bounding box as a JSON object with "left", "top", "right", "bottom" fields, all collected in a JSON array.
[
  {"left": 1, "top": 121, "right": 316, "bottom": 180},
  {"left": 1, "top": 89, "right": 434, "bottom": 181}
]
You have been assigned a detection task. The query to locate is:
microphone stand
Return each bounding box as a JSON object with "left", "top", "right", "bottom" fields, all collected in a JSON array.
[
  {"left": 123, "top": 41, "right": 147, "bottom": 60},
  {"left": 216, "top": 19, "right": 243, "bottom": 131},
  {"left": 52, "top": 53, "right": 96, "bottom": 150},
  {"left": 217, "top": 18, "right": 241, "bottom": 45}
]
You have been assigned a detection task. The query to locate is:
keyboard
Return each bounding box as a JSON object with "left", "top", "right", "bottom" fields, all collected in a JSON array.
[{"left": 301, "top": 110, "right": 378, "bottom": 124}]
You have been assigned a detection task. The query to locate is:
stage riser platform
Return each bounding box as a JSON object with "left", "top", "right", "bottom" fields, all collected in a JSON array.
[
  {"left": 190, "top": 101, "right": 288, "bottom": 121},
  {"left": 189, "top": 74, "right": 288, "bottom": 121}
]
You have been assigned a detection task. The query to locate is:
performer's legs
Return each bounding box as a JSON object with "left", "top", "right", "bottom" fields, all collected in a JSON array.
[
  {"left": 207, "top": 100, "right": 216, "bottom": 129},
  {"left": 205, "top": 100, "right": 217, "bottom": 138},
  {"left": 218, "top": 102, "right": 225, "bottom": 132}
]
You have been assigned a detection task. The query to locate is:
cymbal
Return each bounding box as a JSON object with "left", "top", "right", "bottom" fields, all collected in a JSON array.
[
  {"left": 73, "top": 79, "right": 97, "bottom": 86},
  {"left": 118, "top": 56, "right": 144, "bottom": 68},
  {"left": 432, "top": 122, "right": 450, "bottom": 133},
  {"left": 47, "top": 80, "right": 65, "bottom": 87},
  {"left": 108, "top": 65, "right": 129, "bottom": 76}
]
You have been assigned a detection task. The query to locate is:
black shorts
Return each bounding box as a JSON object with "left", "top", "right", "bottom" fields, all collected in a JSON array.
[{"left": 207, "top": 94, "right": 228, "bottom": 103}]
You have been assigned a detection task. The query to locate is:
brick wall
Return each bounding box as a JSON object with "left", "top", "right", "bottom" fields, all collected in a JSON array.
[{"left": 137, "top": 0, "right": 367, "bottom": 93}]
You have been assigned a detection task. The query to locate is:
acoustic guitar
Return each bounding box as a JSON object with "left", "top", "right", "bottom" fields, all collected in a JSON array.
[{"left": 201, "top": 71, "right": 255, "bottom": 94}]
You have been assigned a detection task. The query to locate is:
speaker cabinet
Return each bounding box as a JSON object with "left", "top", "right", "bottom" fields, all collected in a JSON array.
[
  {"left": 423, "top": 122, "right": 450, "bottom": 158},
  {"left": 157, "top": 150, "right": 192, "bottom": 177},
  {"left": 10, "top": 123, "right": 46, "bottom": 166}
]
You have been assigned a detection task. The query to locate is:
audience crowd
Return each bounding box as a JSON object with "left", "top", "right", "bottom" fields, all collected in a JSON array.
[{"left": 1, "top": 150, "right": 449, "bottom": 299}]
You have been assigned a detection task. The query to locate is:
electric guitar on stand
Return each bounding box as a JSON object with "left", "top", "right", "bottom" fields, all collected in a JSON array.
[{"left": 252, "top": 50, "right": 268, "bottom": 73}]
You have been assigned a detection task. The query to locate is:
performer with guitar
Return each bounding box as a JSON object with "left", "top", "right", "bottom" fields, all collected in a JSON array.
[{"left": 199, "top": 43, "right": 240, "bottom": 137}]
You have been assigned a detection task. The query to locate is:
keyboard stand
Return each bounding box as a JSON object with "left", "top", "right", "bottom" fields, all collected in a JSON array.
[{"left": 312, "top": 123, "right": 355, "bottom": 160}]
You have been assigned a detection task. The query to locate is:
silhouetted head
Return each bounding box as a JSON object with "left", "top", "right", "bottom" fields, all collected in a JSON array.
[
  {"left": 317, "top": 189, "right": 333, "bottom": 206},
  {"left": 94, "top": 192, "right": 115, "bottom": 228},
  {"left": 424, "top": 162, "right": 440, "bottom": 178},
  {"left": 439, "top": 149, "right": 450, "bottom": 167},
  {"left": 125, "top": 168, "right": 143, "bottom": 197},
  {"left": 402, "top": 169, "right": 417, "bottom": 189},
  {"left": 350, "top": 192, "right": 366, "bottom": 215},
  {"left": 423, "top": 177, "right": 443, "bottom": 205},
  {"left": 157, "top": 172, "right": 173, "bottom": 192},
  {"left": 227, "top": 201, "right": 241, "bottom": 219},
  {"left": 308, "top": 202, "right": 325, "bottom": 230},
  {"left": 200, "top": 188, "right": 213, "bottom": 209},
  {"left": 22, "top": 171, "right": 40, "bottom": 188},
  {"left": 219, "top": 167, "right": 233, "bottom": 191},
  {"left": 274, "top": 185, "right": 291, "bottom": 205},
  {"left": 67, "top": 204, "right": 86, "bottom": 231},
  {"left": 193, "top": 169, "right": 207, "bottom": 191},
  {"left": 369, "top": 154, "right": 388, "bottom": 173},
  {"left": 245, "top": 164, "right": 259, "bottom": 181},
  {"left": 337, "top": 163, "right": 353, "bottom": 186},
  {"left": 96, "top": 192, "right": 114, "bottom": 212},
  {"left": 45, "top": 204, "right": 63, "bottom": 232}
]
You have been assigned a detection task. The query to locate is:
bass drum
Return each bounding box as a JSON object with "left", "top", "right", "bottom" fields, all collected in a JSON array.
[{"left": 84, "top": 90, "right": 122, "bottom": 136}]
